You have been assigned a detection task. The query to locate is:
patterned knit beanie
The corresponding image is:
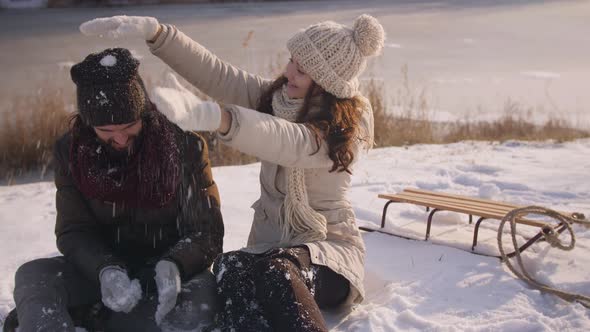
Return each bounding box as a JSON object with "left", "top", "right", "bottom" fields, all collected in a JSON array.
[
  {"left": 71, "top": 48, "right": 149, "bottom": 126},
  {"left": 287, "top": 14, "right": 385, "bottom": 99}
]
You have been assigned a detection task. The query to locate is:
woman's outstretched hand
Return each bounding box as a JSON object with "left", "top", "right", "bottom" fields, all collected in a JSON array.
[{"left": 80, "top": 15, "right": 161, "bottom": 41}]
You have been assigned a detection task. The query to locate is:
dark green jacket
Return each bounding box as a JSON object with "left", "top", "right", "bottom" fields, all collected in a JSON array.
[{"left": 53, "top": 129, "right": 224, "bottom": 284}]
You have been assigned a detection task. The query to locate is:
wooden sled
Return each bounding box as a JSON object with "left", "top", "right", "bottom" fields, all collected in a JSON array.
[{"left": 359, "top": 188, "right": 584, "bottom": 258}]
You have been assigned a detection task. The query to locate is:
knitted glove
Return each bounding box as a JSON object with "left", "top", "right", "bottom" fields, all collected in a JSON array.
[
  {"left": 152, "top": 73, "right": 222, "bottom": 131},
  {"left": 99, "top": 267, "right": 142, "bottom": 313},
  {"left": 80, "top": 15, "right": 160, "bottom": 40},
  {"left": 154, "top": 260, "right": 181, "bottom": 325}
]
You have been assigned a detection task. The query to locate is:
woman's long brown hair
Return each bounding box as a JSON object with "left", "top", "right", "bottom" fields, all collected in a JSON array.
[{"left": 257, "top": 76, "right": 363, "bottom": 174}]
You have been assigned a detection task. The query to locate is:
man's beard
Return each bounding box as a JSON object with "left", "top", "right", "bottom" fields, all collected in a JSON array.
[{"left": 100, "top": 132, "right": 144, "bottom": 161}]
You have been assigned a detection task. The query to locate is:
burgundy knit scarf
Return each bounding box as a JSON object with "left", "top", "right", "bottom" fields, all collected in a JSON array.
[{"left": 70, "top": 110, "right": 181, "bottom": 209}]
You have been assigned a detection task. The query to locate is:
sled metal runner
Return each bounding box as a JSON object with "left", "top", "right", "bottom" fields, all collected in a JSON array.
[{"left": 359, "top": 188, "right": 578, "bottom": 258}]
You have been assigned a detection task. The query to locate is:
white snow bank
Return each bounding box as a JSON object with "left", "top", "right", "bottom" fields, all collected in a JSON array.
[{"left": 520, "top": 71, "right": 561, "bottom": 80}]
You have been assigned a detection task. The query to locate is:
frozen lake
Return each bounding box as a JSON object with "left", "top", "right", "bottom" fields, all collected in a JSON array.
[{"left": 1, "top": 0, "right": 589, "bottom": 125}]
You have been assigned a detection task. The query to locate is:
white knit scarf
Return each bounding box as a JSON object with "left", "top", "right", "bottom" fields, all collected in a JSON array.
[{"left": 272, "top": 85, "right": 328, "bottom": 245}]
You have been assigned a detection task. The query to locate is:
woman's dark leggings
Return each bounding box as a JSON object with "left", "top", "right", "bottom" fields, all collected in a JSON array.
[{"left": 212, "top": 247, "right": 350, "bottom": 332}]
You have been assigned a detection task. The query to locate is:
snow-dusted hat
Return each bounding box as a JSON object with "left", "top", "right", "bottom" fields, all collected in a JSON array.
[
  {"left": 287, "top": 14, "right": 385, "bottom": 99},
  {"left": 71, "top": 48, "right": 149, "bottom": 126}
]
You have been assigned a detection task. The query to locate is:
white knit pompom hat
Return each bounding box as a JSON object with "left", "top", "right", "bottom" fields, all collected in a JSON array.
[{"left": 287, "top": 14, "right": 385, "bottom": 99}]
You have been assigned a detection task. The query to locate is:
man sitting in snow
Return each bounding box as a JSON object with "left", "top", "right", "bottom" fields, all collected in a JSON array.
[{"left": 4, "top": 48, "right": 224, "bottom": 332}]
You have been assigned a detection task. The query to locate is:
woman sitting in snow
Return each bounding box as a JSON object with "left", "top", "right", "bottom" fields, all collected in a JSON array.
[
  {"left": 81, "top": 13, "right": 384, "bottom": 331},
  {"left": 5, "top": 48, "right": 224, "bottom": 332}
]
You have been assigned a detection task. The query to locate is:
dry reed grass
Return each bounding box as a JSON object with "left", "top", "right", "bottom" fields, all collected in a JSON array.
[
  {"left": 362, "top": 66, "right": 589, "bottom": 148},
  {"left": 1, "top": 68, "right": 588, "bottom": 183},
  {"left": 362, "top": 65, "right": 436, "bottom": 147},
  {"left": 0, "top": 87, "right": 72, "bottom": 183},
  {"left": 442, "top": 99, "right": 588, "bottom": 143}
]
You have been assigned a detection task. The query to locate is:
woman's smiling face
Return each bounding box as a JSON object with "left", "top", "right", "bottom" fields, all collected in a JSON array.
[{"left": 284, "top": 56, "right": 314, "bottom": 99}]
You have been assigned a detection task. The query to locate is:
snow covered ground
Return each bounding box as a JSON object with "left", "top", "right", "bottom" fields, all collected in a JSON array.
[{"left": 1, "top": 139, "right": 589, "bottom": 331}]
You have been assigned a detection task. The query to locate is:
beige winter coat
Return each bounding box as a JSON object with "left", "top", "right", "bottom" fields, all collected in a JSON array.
[{"left": 149, "top": 25, "right": 374, "bottom": 304}]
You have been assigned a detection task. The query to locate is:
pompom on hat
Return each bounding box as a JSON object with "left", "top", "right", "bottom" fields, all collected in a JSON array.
[
  {"left": 287, "top": 14, "right": 385, "bottom": 99},
  {"left": 71, "top": 48, "right": 149, "bottom": 126}
]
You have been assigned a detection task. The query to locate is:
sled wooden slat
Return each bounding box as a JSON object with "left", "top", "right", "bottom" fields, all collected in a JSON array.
[
  {"left": 392, "top": 192, "right": 514, "bottom": 214},
  {"left": 363, "top": 188, "right": 561, "bottom": 257},
  {"left": 387, "top": 192, "right": 546, "bottom": 228},
  {"left": 403, "top": 188, "right": 520, "bottom": 208}
]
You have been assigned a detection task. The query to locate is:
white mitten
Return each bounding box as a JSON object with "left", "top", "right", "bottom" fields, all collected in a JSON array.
[
  {"left": 80, "top": 15, "right": 160, "bottom": 40},
  {"left": 151, "top": 73, "right": 222, "bottom": 131},
  {"left": 99, "top": 267, "right": 142, "bottom": 313},
  {"left": 154, "top": 260, "right": 181, "bottom": 325}
]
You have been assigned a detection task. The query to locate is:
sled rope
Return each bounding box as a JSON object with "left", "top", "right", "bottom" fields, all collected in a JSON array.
[{"left": 498, "top": 206, "right": 590, "bottom": 308}]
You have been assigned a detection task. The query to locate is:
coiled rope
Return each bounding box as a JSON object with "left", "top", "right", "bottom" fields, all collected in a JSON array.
[{"left": 498, "top": 206, "right": 590, "bottom": 308}]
